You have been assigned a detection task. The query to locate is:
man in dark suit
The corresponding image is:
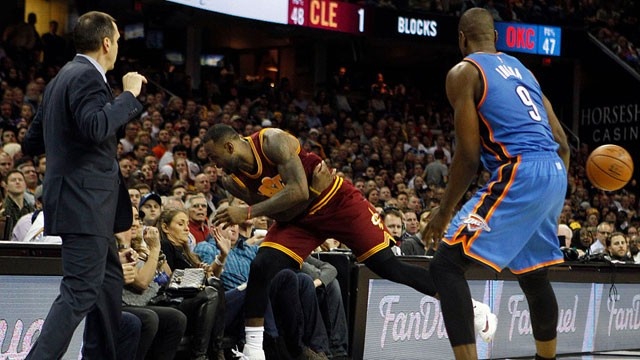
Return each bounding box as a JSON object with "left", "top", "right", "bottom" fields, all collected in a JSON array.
[{"left": 22, "top": 11, "right": 146, "bottom": 359}]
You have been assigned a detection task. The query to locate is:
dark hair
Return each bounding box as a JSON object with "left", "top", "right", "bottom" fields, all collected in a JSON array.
[
  {"left": 203, "top": 124, "right": 238, "bottom": 145},
  {"left": 133, "top": 182, "right": 151, "bottom": 192},
  {"left": 6, "top": 169, "right": 25, "bottom": 181},
  {"left": 73, "top": 11, "right": 116, "bottom": 54}
]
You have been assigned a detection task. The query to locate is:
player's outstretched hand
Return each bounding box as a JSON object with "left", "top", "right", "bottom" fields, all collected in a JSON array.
[
  {"left": 421, "top": 206, "right": 452, "bottom": 245},
  {"left": 213, "top": 205, "right": 249, "bottom": 227}
]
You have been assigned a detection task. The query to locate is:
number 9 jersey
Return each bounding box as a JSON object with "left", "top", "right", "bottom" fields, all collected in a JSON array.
[{"left": 465, "top": 52, "right": 558, "bottom": 173}]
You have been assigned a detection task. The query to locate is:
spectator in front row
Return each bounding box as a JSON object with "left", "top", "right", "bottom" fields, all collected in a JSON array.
[
  {"left": 606, "top": 232, "right": 633, "bottom": 262},
  {"left": 302, "top": 256, "right": 350, "bottom": 359},
  {"left": 3, "top": 169, "right": 35, "bottom": 234},
  {"left": 380, "top": 207, "right": 404, "bottom": 255},
  {"left": 117, "top": 206, "right": 188, "bottom": 360},
  {"left": 589, "top": 221, "right": 613, "bottom": 255},
  {"left": 159, "top": 208, "right": 228, "bottom": 360},
  {"left": 194, "top": 208, "right": 330, "bottom": 359},
  {"left": 401, "top": 209, "right": 421, "bottom": 247},
  {"left": 401, "top": 211, "right": 428, "bottom": 257}
]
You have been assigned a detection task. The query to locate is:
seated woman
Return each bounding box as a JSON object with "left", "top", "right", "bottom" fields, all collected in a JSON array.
[
  {"left": 159, "top": 208, "right": 229, "bottom": 360},
  {"left": 117, "top": 206, "right": 188, "bottom": 360},
  {"left": 606, "top": 232, "right": 634, "bottom": 262},
  {"left": 571, "top": 227, "right": 594, "bottom": 257}
]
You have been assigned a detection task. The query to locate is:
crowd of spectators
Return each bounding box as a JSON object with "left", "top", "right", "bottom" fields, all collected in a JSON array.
[
  {"left": 0, "top": 4, "right": 638, "bottom": 360},
  {"left": 0, "top": 5, "right": 638, "bottom": 257}
]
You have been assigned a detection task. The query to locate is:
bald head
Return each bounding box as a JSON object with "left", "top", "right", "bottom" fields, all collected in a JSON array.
[{"left": 458, "top": 8, "right": 497, "bottom": 54}]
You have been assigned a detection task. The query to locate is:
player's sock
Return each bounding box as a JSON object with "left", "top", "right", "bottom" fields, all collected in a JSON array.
[{"left": 243, "top": 326, "right": 265, "bottom": 360}]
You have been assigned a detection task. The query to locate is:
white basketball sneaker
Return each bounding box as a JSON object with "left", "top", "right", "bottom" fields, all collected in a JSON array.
[{"left": 472, "top": 299, "right": 498, "bottom": 342}]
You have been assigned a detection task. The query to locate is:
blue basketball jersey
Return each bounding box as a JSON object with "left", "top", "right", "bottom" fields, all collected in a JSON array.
[
  {"left": 442, "top": 53, "right": 567, "bottom": 273},
  {"left": 465, "top": 52, "right": 559, "bottom": 173}
]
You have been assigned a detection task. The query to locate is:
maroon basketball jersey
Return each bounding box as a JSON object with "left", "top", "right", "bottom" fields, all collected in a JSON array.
[{"left": 229, "top": 129, "right": 322, "bottom": 199}]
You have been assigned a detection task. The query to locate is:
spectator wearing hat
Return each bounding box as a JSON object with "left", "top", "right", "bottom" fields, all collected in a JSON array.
[{"left": 139, "top": 192, "right": 162, "bottom": 227}]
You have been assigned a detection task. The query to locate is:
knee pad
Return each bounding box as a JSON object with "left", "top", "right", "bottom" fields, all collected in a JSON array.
[
  {"left": 517, "top": 269, "right": 558, "bottom": 342},
  {"left": 517, "top": 268, "right": 550, "bottom": 295},
  {"left": 429, "top": 243, "right": 467, "bottom": 279}
]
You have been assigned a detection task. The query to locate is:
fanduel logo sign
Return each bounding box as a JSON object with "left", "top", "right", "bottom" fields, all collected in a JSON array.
[
  {"left": 378, "top": 295, "right": 447, "bottom": 348},
  {"left": 607, "top": 294, "right": 640, "bottom": 336},
  {"left": 0, "top": 319, "right": 43, "bottom": 359},
  {"left": 508, "top": 294, "right": 578, "bottom": 340}
]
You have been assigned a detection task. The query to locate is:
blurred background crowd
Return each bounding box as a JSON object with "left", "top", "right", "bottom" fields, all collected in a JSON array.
[{"left": 0, "top": 0, "right": 638, "bottom": 265}]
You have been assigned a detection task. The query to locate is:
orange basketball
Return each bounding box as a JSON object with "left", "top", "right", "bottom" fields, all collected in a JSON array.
[{"left": 585, "top": 144, "right": 634, "bottom": 191}]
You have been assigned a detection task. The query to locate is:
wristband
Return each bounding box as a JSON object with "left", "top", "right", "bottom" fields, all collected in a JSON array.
[
  {"left": 214, "top": 255, "right": 225, "bottom": 267},
  {"left": 247, "top": 206, "right": 252, "bottom": 220}
]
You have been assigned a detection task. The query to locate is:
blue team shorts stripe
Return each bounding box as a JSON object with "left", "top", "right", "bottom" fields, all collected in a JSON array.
[
  {"left": 449, "top": 157, "right": 520, "bottom": 250},
  {"left": 444, "top": 153, "right": 565, "bottom": 273}
]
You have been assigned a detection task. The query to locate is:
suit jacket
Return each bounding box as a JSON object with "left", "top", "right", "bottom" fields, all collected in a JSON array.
[{"left": 23, "top": 56, "right": 142, "bottom": 237}]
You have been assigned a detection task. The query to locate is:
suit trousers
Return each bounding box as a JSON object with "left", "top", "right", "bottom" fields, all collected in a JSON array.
[{"left": 26, "top": 234, "right": 123, "bottom": 360}]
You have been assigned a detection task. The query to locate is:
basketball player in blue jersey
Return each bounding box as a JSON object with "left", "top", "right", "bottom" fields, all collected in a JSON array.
[{"left": 423, "top": 8, "right": 570, "bottom": 360}]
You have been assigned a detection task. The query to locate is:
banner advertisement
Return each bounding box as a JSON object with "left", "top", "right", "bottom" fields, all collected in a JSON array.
[
  {"left": 362, "top": 279, "right": 489, "bottom": 360},
  {"left": 361, "top": 279, "right": 639, "bottom": 359},
  {"left": 594, "top": 283, "right": 640, "bottom": 352},
  {"left": 578, "top": 102, "right": 639, "bottom": 179},
  {"left": 0, "top": 276, "right": 83, "bottom": 360},
  {"left": 489, "top": 281, "right": 591, "bottom": 358}
]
